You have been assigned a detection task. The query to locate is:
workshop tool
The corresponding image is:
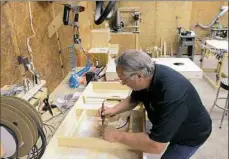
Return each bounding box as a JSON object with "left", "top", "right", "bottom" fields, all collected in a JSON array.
[
  {"left": 63, "top": 4, "right": 85, "bottom": 47},
  {"left": 23, "top": 57, "right": 41, "bottom": 85},
  {"left": 192, "top": 6, "right": 228, "bottom": 30},
  {"left": 112, "top": 7, "right": 141, "bottom": 33},
  {"left": 62, "top": 4, "right": 92, "bottom": 88},
  {"left": 68, "top": 60, "right": 91, "bottom": 88},
  {"left": 176, "top": 29, "right": 196, "bottom": 61},
  {"left": 42, "top": 96, "right": 55, "bottom": 116},
  {"left": 85, "top": 66, "right": 106, "bottom": 85},
  {"left": 94, "top": 1, "right": 116, "bottom": 25},
  {"left": 0, "top": 96, "right": 46, "bottom": 158}
]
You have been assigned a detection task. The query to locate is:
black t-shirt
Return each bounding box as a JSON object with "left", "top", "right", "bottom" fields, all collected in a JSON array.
[{"left": 130, "top": 64, "right": 212, "bottom": 146}]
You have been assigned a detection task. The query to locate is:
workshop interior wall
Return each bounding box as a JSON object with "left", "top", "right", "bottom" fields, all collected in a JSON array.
[
  {"left": 190, "top": 1, "right": 228, "bottom": 52},
  {"left": 1, "top": 1, "right": 228, "bottom": 91},
  {"left": 1, "top": 1, "right": 93, "bottom": 91},
  {"left": 118, "top": 1, "right": 228, "bottom": 54}
]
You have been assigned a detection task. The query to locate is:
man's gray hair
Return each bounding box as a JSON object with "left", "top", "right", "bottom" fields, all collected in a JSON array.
[{"left": 115, "top": 50, "right": 155, "bottom": 78}]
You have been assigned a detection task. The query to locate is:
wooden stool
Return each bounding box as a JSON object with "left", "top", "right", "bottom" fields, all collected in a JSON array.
[{"left": 210, "top": 78, "right": 229, "bottom": 128}]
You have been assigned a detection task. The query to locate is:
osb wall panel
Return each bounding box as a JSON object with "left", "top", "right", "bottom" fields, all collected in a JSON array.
[
  {"left": 155, "top": 2, "right": 192, "bottom": 54},
  {"left": 190, "top": 1, "right": 228, "bottom": 53},
  {"left": 118, "top": 1, "right": 192, "bottom": 54},
  {"left": 117, "top": 1, "right": 228, "bottom": 54},
  {"left": 1, "top": 2, "right": 62, "bottom": 91},
  {"left": 119, "top": 1, "right": 157, "bottom": 49},
  {"left": 1, "top": 1, "right": 93, "bottom": 91},
  {"left": 110, "top": 33, "right": 137, "bottom": 53}
]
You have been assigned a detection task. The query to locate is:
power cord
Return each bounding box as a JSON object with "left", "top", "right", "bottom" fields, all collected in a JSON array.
[{"left": 116, "top": 116, "right": 130, "bottom": 130}]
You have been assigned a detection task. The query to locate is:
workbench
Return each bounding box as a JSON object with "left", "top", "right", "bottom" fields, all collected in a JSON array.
[
  {"left": 200, "top": 39, "right": 228, "bottom": 89},
  {"left": 40, "top": 71, "right": 87, "bottom": 123},
  {"left": 41, "top": 80, "right": 164, "bottom": 159},
  {"left": 106, "top": 57, "right": 203, "bottom": 81}
]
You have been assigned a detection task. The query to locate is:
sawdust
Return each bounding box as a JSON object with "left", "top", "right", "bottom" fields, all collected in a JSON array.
[{"left": 75, "top": 116, "right": 130, "bottom": 138}]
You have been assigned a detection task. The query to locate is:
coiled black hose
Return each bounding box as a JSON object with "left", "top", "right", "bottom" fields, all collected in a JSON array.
[{"left": 94, "top": 1, "right": 116, "bottom": 25}]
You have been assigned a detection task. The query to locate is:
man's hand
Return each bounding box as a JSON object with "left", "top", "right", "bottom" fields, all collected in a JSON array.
[
  {"left": 103, "top": 126, "right": 121, "bottom": 142},
  {"left": 98, "top": 106, "right": 116, "bottom": 117}
]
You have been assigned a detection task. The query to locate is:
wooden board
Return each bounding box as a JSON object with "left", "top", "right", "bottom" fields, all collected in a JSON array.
[
  {"left": 109, "top": 43, "right": 119, "bottom": 58},
  {"left": 106, "top": 58, "right": 203, "bottom": 80},
  {"left": 79, "top": 82, "right": 131, "bottom": 107},
  {"left": 110, "top": 32, "right": 140, "bottom": 53},
  {"left": 57, "top": 109, "right": 144, "bottom": 150},
  {"left": 90, "top": 29, "right": 111, "bottom": 48},
  {"left": 48, "top": 10, "right": 63, "bottom": 38},
  {"left": 88, "top": 48, "right": 109, "bottom": 66},
  {"left": 16, "top": 80, "right": 46, "bottom": 101}
]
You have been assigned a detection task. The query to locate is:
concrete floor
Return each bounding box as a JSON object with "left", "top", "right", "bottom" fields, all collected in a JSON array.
[
  {"left": 191, "top": 55, "right": 228, "bottom": 159},
  {"left": 45, "top": 55, "right": 228, "bottom": 159}
]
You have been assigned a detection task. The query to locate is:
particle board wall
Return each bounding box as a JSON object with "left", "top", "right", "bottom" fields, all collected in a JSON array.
[
  {"left": 118, "top": 1, "right": 193, "bottom": 54},
  {"left": 116, "top": 1, "right": 157, "bottom": 53},
  {"left": 118, "top": 1, "right": 228, "bottom": 54},
  {"left": 154, "top": 1, "right": 193, "bottom": 54},
  {"left": 1, "top": 1, "right": 93, "bottom": 91},
  {"left": 1, "top": 2, "right": 62, "bottom": 92}
]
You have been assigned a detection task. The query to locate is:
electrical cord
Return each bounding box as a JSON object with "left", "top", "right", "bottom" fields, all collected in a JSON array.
[
  {"left": 29, "top": 122, "right": 47, "bottom": 159},
  {"left": 25, "top": 116, "right": 47, "bottom": 159},
  {"left": 43, "top": 124, "right": 55, "bottom": 136},
  {"left": 43, "top": 105, "right": 72, "bottom": 123},
  {"left": 116, "top": 116, "right": 130, "bottom": 130}
]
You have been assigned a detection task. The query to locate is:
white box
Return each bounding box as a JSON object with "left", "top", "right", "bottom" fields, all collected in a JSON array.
[{"left": 105, "top": 58, "right": 203, "bottom": 81}]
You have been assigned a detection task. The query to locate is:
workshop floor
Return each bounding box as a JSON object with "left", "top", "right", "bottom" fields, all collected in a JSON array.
[
  {"left": 46, "top": 55, "right": 228, "bottom": 159},
  {"left": 191, "top": 55, "right": 228, "bottom": 159}
]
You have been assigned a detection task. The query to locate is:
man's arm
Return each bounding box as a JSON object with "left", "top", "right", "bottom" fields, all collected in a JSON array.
[
  {"left": 104, "top": 128, "right": 167, "bottom": 154},
  {"left": 103, "top": 96, "right": 138, "bottom": 116},
  {"left": 113, "top": 96, "right": 138, "bottom": 114}
]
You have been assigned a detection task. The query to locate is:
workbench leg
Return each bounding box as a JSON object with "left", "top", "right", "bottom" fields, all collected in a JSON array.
[
  {"left": 216, "top": 55, "right": 226, "bottom": 87},
  {"left": 200, "top": 49, "right": 205, "bottom": 69}
]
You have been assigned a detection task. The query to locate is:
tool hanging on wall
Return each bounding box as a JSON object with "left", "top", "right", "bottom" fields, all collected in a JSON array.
[
  {"left": 63, "top": 4, "right": 85, "bottom": 47},
  {"left": 22, "top": 57, "right": 41, "bottom": 86},
  {"left": 62, "top": 4, "right": 93, "bottom": 88}
]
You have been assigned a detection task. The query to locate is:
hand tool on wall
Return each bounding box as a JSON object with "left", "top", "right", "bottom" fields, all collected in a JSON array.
[
  {"left": 23, "top": 57, "right": 41, "bottom": 86},
  {"left": 63, "top": 4, "right": 85, "bottom": 46}
]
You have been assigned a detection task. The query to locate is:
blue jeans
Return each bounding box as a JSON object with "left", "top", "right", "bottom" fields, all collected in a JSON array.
[{"left": 161, "top": 144, "right": 201, "bottom": 159}]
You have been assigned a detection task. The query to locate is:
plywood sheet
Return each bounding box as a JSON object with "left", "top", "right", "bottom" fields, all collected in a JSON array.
[{"left": 110, "top": 32, "right": 139, "bottom": 53}]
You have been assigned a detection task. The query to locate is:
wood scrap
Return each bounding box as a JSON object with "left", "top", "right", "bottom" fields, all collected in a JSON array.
[
  {"left": 160, "top": 38, "right": 163, "bottom": 57},
  {"left": 164, "top": 42, "right": 166, "bottom": 57},
  {"left": 171, "top": 42, "right": 174, "bottom": 57}
]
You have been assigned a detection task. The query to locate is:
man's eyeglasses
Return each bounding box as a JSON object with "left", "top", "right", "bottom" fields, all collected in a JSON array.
[{"left": 120, "top": 73, "right": 136, "bottom": 84}]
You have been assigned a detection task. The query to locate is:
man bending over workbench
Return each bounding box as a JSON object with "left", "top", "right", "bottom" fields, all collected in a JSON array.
[{"left": 100, "top": 50, "right": 212, "bottom": 159}]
